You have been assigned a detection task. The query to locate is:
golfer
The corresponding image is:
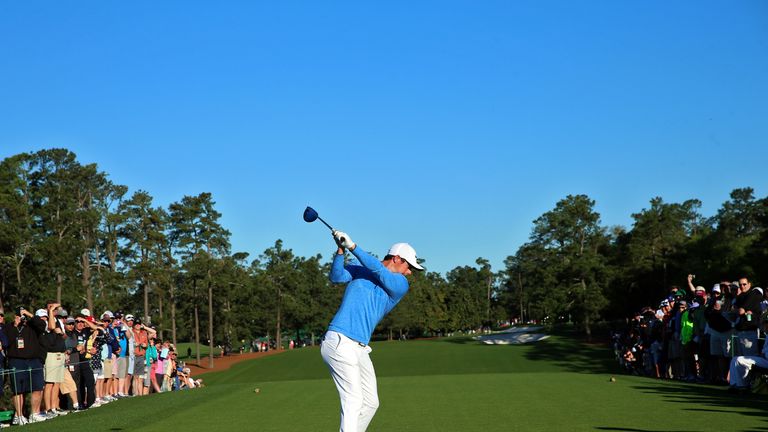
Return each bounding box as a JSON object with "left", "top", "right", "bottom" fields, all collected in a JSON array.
[{"left": 321, "top": 230, "right": 423, "bottom": 432}]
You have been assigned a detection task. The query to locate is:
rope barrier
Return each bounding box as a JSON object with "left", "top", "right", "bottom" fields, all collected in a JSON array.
[{"left": 0, "top": 357, "right": 163, "bottom": 378}]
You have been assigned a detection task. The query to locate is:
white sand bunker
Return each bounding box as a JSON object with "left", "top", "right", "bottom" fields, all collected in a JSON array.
[{"left": 474, "top": 326, "right": 549, "bottom": 345}]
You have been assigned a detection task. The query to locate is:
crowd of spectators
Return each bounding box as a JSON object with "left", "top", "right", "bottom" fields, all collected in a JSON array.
[
  {"left": 613, "top": 275, "right": 768, "bottom": 394},
  {"left": 0, "top": 302, "right": 203, "bottom": 426}
]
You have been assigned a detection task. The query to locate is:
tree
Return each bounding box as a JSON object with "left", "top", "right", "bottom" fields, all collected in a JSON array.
[
  {"left": 120, "top": 191, "right": 169, "bottom": 324},
  {"left": 0, "top": 153, "right": 35, "bottom": 309},
  {"left": 169, "top": 193, "right": 230, "bottom": 368},
  {"left": 625, "top": 197, "right": 702, "bottom": 304},
  {"left": 527, "top": 194, "right": 610, "bottom": 338}
]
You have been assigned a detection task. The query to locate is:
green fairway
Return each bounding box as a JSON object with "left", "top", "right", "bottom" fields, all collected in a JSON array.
[{"left": 17, "top": 332, "right": 768, "bottom": 431}]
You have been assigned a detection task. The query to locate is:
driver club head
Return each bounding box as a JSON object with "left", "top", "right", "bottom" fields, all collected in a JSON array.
[
  {"left": 303, "top": 206, "right": 319, "bottom": 223},
  {"left": 303, "top": 206, "right": 334, "bottom": 231}
]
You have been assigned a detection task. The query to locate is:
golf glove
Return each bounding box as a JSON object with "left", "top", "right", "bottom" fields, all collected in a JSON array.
[{"left": 332, "top": 230, "right": 355, "bottom": 250}]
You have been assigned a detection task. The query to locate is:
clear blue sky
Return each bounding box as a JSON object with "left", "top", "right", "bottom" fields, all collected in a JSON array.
[{"left": 2, "top": 1, "right": 766, "bottom": 275}]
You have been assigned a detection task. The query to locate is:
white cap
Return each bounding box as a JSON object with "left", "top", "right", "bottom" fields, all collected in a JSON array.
[
  {"left": 712, "top": 284, "right": 721, "bottom": 293},
  {"left": 387, "top": 243, "right": 424, "bottom": 271},
  {"left": 102, "top": 310, "right": 114, "bottom": 319},
  {"left": 35, "top": 309, "right": 48, "bottom": 318},
  {"left": 80, "top": 308, "right": 91, "bottom": 317},
  {"left": 125, "top": 314, "right": 135, "bottom": 321}
]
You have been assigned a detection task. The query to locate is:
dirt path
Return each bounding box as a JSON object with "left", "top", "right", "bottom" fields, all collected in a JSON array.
[{"left": 184, "top": 350, "right": 284, "bottom": 376}]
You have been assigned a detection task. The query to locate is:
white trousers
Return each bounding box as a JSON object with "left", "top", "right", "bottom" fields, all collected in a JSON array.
[
  {"left": 321, "top": 331, "right": 379, "bottom": 432},
  {"left": 729, "top": 355, "right": 768, "bottom": 387}
]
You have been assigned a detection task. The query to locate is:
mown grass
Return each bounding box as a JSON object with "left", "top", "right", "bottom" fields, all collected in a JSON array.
[{"left": 17, "top": 331, "right": 768, "bottom": 431}]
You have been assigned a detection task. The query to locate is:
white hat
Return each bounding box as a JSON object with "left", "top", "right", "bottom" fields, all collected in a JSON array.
[
  {"left": 80, "top": 308, "right": 91, "bottom": 317},
  {"left": 125, "top": 314, "right": 135, "bottom": 321},
  {"left": 387, "top": 243, "right": 424, "bottom": 271},
  {"left": 102, "top": 310, "right": 114, "bottom": 319},
  {"left": 35, "top": 309, "right": 48, "bottom": 318},
  {"left": 712, "top": 284, "right": 721, "bottom": 293}
]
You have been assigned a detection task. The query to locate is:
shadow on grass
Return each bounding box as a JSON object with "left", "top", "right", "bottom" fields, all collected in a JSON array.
[
  {"left": 522, "top": 327, "right": 617, "bottom": 374},
  {"left": 439, "top": 326, "right": 616, "bottom": 374},
  {"left": 630, "top": 382, "right": 768, "bottom": 431},
  {"left": 595, "top": 426, "right": 698, "bottom": 432}
]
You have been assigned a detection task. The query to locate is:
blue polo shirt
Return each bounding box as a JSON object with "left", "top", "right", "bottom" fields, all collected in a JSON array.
[{"left": 327, "top": 247, "right": 409, "bottom": 345}]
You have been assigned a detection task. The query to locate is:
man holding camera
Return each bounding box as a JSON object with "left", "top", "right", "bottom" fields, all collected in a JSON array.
[
  {"left": 4, "top": 307, "right": 48, "bottom": 424},
  {"left": 74, "top": 314, "right": 100, "bottom": 408},
  {"left": 41, "top": 302, "right": 68, "bottom": 418},
  {"left": 132, "top": 318, "right": 155, "bottom": 396}
]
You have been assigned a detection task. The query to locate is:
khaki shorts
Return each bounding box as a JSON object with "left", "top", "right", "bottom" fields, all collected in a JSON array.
[
  {"left": 60, "top": 368, "right": 77, "bottom": 395},
  {"left": 116, "top": 357, "right": 128, "bottom": 379},
  {"left": 44, "top": 352, "right": 66, "bottom": 383},
  {"left": 103, "top": 358, "right": 114, "bottom": 377}
]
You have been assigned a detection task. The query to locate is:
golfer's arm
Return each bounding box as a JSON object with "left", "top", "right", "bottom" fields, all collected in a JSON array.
[
  {"left": 351, "top": 247, "right": 408, "bottom": 299},
  {"left": 329, "top": 253, "right": 353, "bottom": 283}
]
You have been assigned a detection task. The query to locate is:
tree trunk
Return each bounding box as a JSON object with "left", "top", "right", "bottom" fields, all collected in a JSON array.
[
  {"left": 518, "top": 272, "right": 525, "bottom": 323},
  {"left": 57, "top": 273, "right": 63, "bottom": 305},
  {"left": 170, "top": 280, "right": 177, "bottom": 348},
  {"left": 82, "top": 248, "right": 92, "bottom": 311},
  {"left": 208, "top": 277, "right": 214, "bottom": 369},
  {"left": 225, "top": 298, "right": 232, "bottom": 350},
  {"left": 0, "top": 277, "right": 5, "bottom": 312},
  {"left": 158, "top": 286, "right": 164, "bottom": 341},
  {"left": 582, "top": 279, "right": 592, "bottom": 341},
  {"left": 276, "top": 286, "right": 282, "bottom": 351},
  {"left": 15, "top": 255, "right": 23, "bottom": 287},
  {"left": 194, "top": 305, "right": 201, "bottom": 366},
  {"left": 94, "top": 240, "right": 103, "bottom": 308},
  {"left": 143, "top": 276, "right": 150, "bottom": 330},
  {"left": 486, "top": 275, "right": 492, "bottom": 323}
]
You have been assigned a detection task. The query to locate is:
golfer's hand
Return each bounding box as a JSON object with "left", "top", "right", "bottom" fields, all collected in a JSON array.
[
  {"left": 333, "top": 230, "right": 356, "bottom": 250},
  {"left": 331, "top": 230, "right": 344, "bottom": 250}
]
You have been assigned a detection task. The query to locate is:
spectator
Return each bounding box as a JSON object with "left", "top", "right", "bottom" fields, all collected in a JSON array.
[
  {"left": 729, "top": 315, "right": 768, "bottom": 392},
  {"left": 74, "top": 315, "right": 98, "bottom": 408},
  {"left": 111, "top": 312, "right": 132, "bottom": 398},
  {"left": 98, "top": 311, "right": 118, "bottom": 404},
  {"left": 168, "top": 350, "right": 180, "bottom": 391},
  {"left": 41, "top": 302, "right": 68, "bottom": 418},
  {"left": 668, "top": 297, "right": 686, "bottom": 379},
  {"left": 132, "top": 318, "right": 155, "bottom": 396},
  {"left": 64, "top": 316, "right": 82, "bottom": 412},
  {"left": 124, "top": 314, "right": 136, "bottom": 395},
  {"left": 159, "top": 341, "right": 172, "bottom": 391},
  {"left": 705, "top": 283, "right": 733, "bottom": 385},
  {"left": 733, "top": 277, "right": 763, "bottom": 356},
  {"left": 152, "top": 339, "right": 166, "bottom": 392},
  {"left": 5, "top": 307, "right": 47, "bottom": 424},
  {"left": 147, "top": 337, "right": 161, "bottom": 393},
  {"left": 0, "top": 311, "right": 9, "bottom": 414}
]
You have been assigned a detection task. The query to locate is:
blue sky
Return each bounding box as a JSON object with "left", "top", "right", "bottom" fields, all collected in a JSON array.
[{"left": 2, "top": 1, "right": 767, "bottom": 275}]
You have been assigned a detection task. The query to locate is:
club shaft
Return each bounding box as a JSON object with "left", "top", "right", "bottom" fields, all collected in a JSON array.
[{"left": 316, "top": 216, "right": 334, "bottom": 231}]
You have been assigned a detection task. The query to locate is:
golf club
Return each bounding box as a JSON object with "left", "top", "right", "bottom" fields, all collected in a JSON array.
[{"left": 303, "top": 206, "right": 347, "bottom": 244}]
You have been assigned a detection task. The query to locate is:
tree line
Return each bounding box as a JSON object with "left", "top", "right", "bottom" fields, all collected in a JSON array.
[{"left": 1, "top": 149, "right": 766, "bottom": 353}]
